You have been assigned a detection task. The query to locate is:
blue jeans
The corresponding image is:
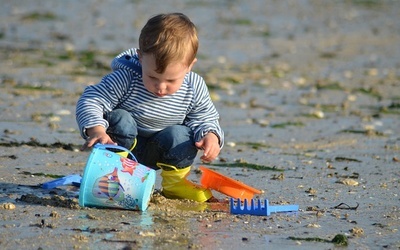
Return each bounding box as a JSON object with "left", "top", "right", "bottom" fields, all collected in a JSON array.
[{"left": 104, "top": 109, "right": 198, "bottom": 169}]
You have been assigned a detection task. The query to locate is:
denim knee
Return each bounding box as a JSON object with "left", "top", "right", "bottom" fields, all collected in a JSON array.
[
  {"left": 155, "top": 125, "right": 193, "bottom": 148},
  {"left": 104, "top": 109, "right": 137, "bottom": 149},
  {"left": 141, "top": 125, "right": 198, "bottom": 168}
]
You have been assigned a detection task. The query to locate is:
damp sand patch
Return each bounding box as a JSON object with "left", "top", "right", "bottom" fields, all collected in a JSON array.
[{"left": 17, "top": 194, "right": 81, "bottom": 209}]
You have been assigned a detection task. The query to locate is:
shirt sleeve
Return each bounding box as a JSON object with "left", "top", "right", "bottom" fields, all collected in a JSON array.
[
  {"left": 184, "top": 73, "right": 224, "bottom": 148},
  {"left": 75, "top": 70, "right": 130, "bottom": 139}
]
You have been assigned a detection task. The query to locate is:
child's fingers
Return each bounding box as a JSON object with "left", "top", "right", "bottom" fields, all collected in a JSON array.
[
  {"left": 201, "top": 147, "right": 216, "bottom": 163},
  {"left": 81, "top": 136, "right": 111, "bottom": 151},
  {"left": 80, "top": 137, "right": 95, "bottom": 150}
]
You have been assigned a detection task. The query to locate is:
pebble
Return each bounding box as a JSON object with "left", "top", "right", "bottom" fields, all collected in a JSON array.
[
  {"left": 350, "top": 227, "right": 364, "bottom": 236},
  {"left": 306, "top": 223, "right": 321, "bottom": 228},
  {"left": 338, "top": 179, "right": 359, "bottom": 186},
  {"left": 1, "top": 203, "right": 16, "bottom": 210}
]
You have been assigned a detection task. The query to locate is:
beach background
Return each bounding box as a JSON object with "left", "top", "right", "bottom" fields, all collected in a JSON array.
[{"left": 0, "top": 0, "right": 399, "bottom": 249}]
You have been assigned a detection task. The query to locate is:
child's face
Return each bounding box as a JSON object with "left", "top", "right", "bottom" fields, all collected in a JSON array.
[{"left": 139, "top": 53, "right": 196, "bottom": 97}]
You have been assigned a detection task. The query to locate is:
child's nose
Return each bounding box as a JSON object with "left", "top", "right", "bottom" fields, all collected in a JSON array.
[{"left": 156, "top": 81, "right": 167, "bottom": 91}]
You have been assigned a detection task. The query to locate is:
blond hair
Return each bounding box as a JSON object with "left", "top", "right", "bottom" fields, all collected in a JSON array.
[{"left": 139, "top": 13, "right": 198, "bottom": 73}]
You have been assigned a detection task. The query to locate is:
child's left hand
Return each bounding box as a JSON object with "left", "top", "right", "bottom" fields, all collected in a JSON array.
[{"left": 195, "top": 132, "right": 220, "bottom": 163}]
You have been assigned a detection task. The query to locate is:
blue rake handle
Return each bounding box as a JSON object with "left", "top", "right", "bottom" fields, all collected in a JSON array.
[
  {"left": 230, "top": 198, "right": 299, "bottom": 216},
  {"left": 42, "top": 174, "right": 82, "bottom": 189}
]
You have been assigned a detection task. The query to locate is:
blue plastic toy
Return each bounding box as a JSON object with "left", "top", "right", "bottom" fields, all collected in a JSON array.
[
  {"left": 230, "top": 198, "right": 299, "bottom": 216},
  {"left": 42, "top": 174, "right": 82, "bottom": 189}
]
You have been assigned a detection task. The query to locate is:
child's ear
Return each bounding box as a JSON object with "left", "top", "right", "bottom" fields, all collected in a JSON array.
[{"left": 188, "top": 58, "right": 197, "bottom": 72}]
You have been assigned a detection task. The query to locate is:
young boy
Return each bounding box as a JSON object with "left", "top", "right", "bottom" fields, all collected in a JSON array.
[{"left": 76, "top": 13, "right": 224, "bottom": 202}]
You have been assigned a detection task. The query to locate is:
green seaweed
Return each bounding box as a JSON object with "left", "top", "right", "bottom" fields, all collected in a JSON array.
[
  {"left": 237, "top": 142, "right": 270, "bottom": 150},
  {"left": 55, "top": 50, "right": 109, "bottom": 70},
  {"left": 316, "top": 81, "right": 344, "bottom": 91},
  {"left": 21, "top": 12, "right": 57, "bottom": 21},
  {"left": 306, "top": 104, "right": 341, "bottom": 113},
  {"left": 20, "top": 171, "right": 64, "bottom": 179},
  {"left": 206, "top": 162, "right": 283, "bottom": 171},
  {"left": 340, "top": 129, "right": 385, "bottom": 136},
  {"left": 0, "top": 140, "right": 77, "bottom": 151},
  {"left": 221, "top": 76, "right": 242, "bottom": 84},
  {"left": 355, "top": 87, "right": 382, "bottom": 99},
  {"left": 221, "top": 18, "right": 252, "bottom": 25},
  {"left": 57, "top": 52, "right": 74, "bottom": 60},
  {"left": 388, "top": 102, "right": 400, "bottom": 109},
  {"left": 206, "top": 84, "right": 223, "bottom": 91},
  {"left": 335, "top": 157, "right": 362, "bottom": 162},
  {"left": 379, "top": 102, "right": 400, "bottom": 114},
  {"left": 259, "top": 29, "right": 271, "bottom": 37},
  {"left": 319, "top": 52, "right": 337, "bottom": 59},
  {"left": 288, "top": 236, "right": 328, "bottom": 243},
  {"left": 80, "top": 50, "right": 96, "bottom": 66},
  {"left": 32, "top": 112, "right": 55, "bottom": 118},
  {"left": 271, "top": 69, "right": 285, "bottom": 78},
  {"left": 37, "top": 59, "right": 55, "bottom": 66},
  {"left": 288, "top": 234, "right": 348, "bottom": 246},
  {"left": 352, "top": 0, "right": 381, "bottom": 6},
  {"left": 271, "top": 121, "right": 304, "bottom": 128},
  {"left": 321, "top": 105, "right": 342, "bottom": 112},
  {"left": 15, "top": 84, "right": 56, "bottom": 91},
  {"left": 381, "top": 109, "right": 400, "bottom": 115},
  {"left": 300, "top": 113, "right": 324, "bottom": 119},
  {"left": 340, "top": 129, "right": 368, "bottom": 134}
]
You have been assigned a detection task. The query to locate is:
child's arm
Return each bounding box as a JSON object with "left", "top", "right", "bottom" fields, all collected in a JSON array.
[
  {"left": 76, "top": 70, "right": 132, "bottom": 146},
  {"left": 184, "top": 72, "right": 224, "bottom": 162}
]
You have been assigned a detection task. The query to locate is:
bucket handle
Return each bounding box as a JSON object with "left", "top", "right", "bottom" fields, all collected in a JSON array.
[{"left": 94, "top": 143, "right": 138, "bottom": 161}]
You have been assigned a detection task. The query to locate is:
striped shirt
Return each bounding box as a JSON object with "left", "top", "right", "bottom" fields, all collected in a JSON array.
[{"left": 76, "top": 48, "right": 224, "bottom": 147}]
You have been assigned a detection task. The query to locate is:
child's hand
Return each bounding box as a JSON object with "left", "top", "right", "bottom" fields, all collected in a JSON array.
[
  {"left": 81, "top": 126, "right": 116, "bottom": 151},
  {"left": 195, "top": 132, "right": 220, "bottom": 163}
]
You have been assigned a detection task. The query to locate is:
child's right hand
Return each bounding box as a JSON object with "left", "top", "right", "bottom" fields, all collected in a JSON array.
[{"left": 81, "top": 126, "right": 116, "bottom": 151}]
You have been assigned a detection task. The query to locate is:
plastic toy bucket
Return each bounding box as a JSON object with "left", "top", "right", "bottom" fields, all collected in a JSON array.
[
  {"left": 79, "top": 144, "right": 155, "bottom": 211},
  {"left": 199, "top": 166, "right": 262, "bottom": 200}
]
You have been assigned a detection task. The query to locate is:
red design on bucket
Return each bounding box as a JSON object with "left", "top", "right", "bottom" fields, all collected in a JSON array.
[{"left": 120, "top": 157, "right": 139, "bottom": 176}]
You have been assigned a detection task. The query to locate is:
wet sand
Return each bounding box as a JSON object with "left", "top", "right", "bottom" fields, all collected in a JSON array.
[{"left": 1, "top": 0, "right": 399, "bottom": 249}]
